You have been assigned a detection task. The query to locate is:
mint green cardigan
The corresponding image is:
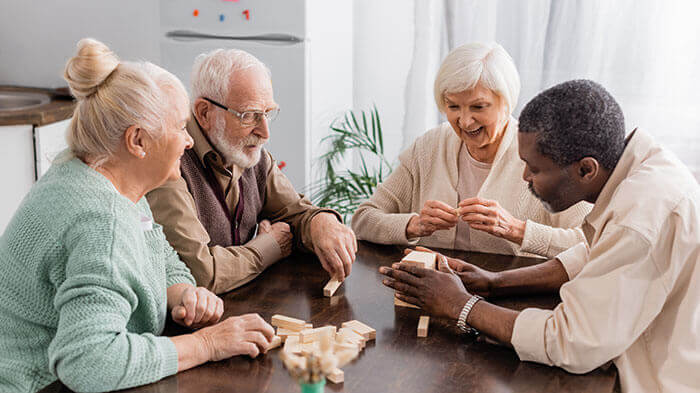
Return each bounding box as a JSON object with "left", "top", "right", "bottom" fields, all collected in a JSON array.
[{"left": 0, "top": 158, "right": 195, "bottom": 392}]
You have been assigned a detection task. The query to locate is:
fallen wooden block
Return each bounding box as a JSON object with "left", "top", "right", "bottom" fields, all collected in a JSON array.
[
  {"left": 341, "top": 320, "right": 376, "bottom": 340},
  {"left": 337, "top": 327, "right": 366, "bottom": 348},
  {"left": 323, "top": 278, "right": 342, "bottom": 297},
  {"left": 269, "top": 335, "right": 282, "bottom": 349},
  {"left": 277, "top": 327, "right": 299, "bottom": 343},
  {"left": 301, "top": 341, "right": 321, "bottom": 356},
  {"left": 394, "top": 295, "right": 421, "bottom": 309},
  {"left": 299, "top": 326, "right": 337, "bottom": 344},
  {"left": 417, "top": 316, "right": 429, "bottom": 337},
  {"left": 271, "top": 314, "right": 307, "bottom": 331},
  {"left": 327, "top": 368, "right": 344, "bottom": 384},
  {"left": 283, "top": 335, "right": 302, "bottom": 354}
]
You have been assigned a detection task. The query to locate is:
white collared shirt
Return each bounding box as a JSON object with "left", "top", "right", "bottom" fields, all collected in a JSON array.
[{"left": 511, "top": 130, "right": 700, "bottom": 393}]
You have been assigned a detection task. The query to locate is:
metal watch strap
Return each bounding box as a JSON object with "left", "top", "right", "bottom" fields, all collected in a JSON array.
[{"left": 457, "top": 294, "right": 483, "bottom": 334}]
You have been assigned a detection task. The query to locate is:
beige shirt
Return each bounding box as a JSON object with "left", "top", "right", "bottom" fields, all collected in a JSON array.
[
  {"left": 352, "top": 118, "right": 591, "bottom": 258},
  {"left": 147, "top": 117, "right": 337, "bottom": 294},
  {"left": 454, "top": 143, "right": 492, "bottom": 250},
  {"left": 511, "top": 130, "right": 700, "bottom": 393}
]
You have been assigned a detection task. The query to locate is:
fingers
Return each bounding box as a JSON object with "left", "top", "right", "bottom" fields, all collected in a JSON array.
[
  {"left": 242, "top": 342, "right": 261, "bottom": 358},
  {"left": 241, "top": 313, "right": 276, "bottom": 341},
  {"left": 243, "top": 331, "right": 271, "bottom": 354},
  {"left": 182, "top": 288, "right": 197, "bottom": 326},
  {"left": 171, "top": 305, "right": 186, "bottom": 322},
  {"left": 459, "top": 203, "right": 493, "bottom": 218},
  {"left": 422, "top": 201, "right": 458, "bottom": 227},
  {"left": 395, "top": 292, "right": 422, "bottom": 308},
  {"left": 338, "top": 245, "right": 353, "bottom": 278},
  {"left": 437, "top": 255, "right": 454, "bottom": 274},
  {"left": 318, "top": 248, "right": 342, "bottom": 280},
  {"left": 193, "top": 289, "right": 209, "bottom": 324},
  {"left": 258, "top": 219, "right": 272, "bottom": 234},
  {"left": 458, "top": 197, "right": 495, "bottom": 208},
  {"left": 462, "top": 213, "right": 498, "bottom": 226},
  {"left": 381, "top": 276, "right": 420, "bottom": 298},
  {"left": 379, "top": 264, "right": 424, "bottom": 286}
]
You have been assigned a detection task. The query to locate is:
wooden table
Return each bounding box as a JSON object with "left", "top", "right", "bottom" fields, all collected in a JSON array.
[{"left": 41, "top": 241, "right": 618, "bottom": 393}]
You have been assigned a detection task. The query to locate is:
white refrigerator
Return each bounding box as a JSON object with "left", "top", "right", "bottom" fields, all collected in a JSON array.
[{"left": 159, "top": 0, "right": 352, "bottom": 192}]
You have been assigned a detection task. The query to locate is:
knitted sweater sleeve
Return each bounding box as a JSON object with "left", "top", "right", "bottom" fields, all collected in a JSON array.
[
  {"left": 351, "top": 142, "right": 419, "bottom": 245},
  {"left": 520, "top": 201, "right": 591, "bottom": 258},
  {"left": 48, "top": 210, "right": 178, "bottom": 392}
]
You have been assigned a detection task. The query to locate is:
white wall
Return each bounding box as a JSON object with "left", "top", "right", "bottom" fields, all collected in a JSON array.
[
  {"left": 352, "top": 0, "right": 415, "bottom": 165},
  {"left": 0, "top": 0, "right": 160, "bottom": 88}
]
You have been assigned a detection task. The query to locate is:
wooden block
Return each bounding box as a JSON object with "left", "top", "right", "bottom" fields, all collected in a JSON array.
[
  {"left": 402, "top": 250, "right": 436, "bottom": 269},
  {"left": 271, "top": 314, "right": 307, "bottom": 331},
  {"left": 327, "top": 368, "right": 344, "bottom": 384},
  {"left": 305, "top": 323, "right": 313, "bottom": 329},
  {"left": 323, "top": 278, "right": 342, "bottom": 297},
  {"left": 417, "top": 316, "right": 429, "bottom": 337},
  {"left": 277, "top": 328, "right": 299, "bottom": 342},
  {"left": 269, "top": 335, "right": 282, "bottom": 349},
  {"left": 341, "top": 320, "right": 376, "bottom": 340},
  {"left": 299, "top": 326, "right": 336, "bottom": 344},
  {"left": 283, "top": 335, "right": 302, "bottom": 354},
  {"left": 337, "top": 328, "right": 366, "bottom": 348},
  {"left": 301, "top": 341, "right": 321, "bottom": 356},
  {"left": 394, "top": 295, "right": 420, "bottom": 309}
]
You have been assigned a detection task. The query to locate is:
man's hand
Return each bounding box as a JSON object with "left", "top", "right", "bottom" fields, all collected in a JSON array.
[
  {"left": 405, "top": 246, "right": 498, "bottom": 297},
  {"left": 458, "top": 197, "right": 526, "bottom": 245},
  {"left": 310, "top": 213, "right": 357, "bottom": 280},
  {"left": 258, "top": 219, "right": 293, "bottom": 258},
  {"left": 171, "top": 285, "right": 224, "bottom": 329},
  {"left": 405, "top": 200, "right": 459, "bottom": 239},
  {"left": 379, "top": 255, "right": 470, "bottom": 320}
]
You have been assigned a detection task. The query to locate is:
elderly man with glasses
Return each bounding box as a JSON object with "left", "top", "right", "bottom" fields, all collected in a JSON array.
[{"left": 147, "top": 49, "right": 356, "bottom": 294}]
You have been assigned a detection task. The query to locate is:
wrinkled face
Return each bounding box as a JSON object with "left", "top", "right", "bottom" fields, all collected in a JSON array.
[
  {"left": 518, "top": 131, "right": 581, "bottom": 213},
  {"left": 208, "top": 66, "right": 276, "bottom": 168},
  {"left": 444, "top": 84, "right": 508, "bottom": 154},
  {"left": 151, "top": 91, "right": 193, "bottom": 183}
]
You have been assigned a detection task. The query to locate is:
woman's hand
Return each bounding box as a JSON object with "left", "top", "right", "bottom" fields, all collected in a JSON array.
[
  {"left": 194, "top": 314, "right": 276, "bottom": 361},
  {"left": 170, "top": 285, "right": 224, "bottom": 329},
  {"left": 405, "top": 246, "right": 498, "bottom": 297},
  {"left": 405, "top": 200, "right": 459, "bottom": 238},
  {"left": 457, "top": 197, "right": 526, "bottom": 245},
  {"left": 379, "top": 255, "right": 470, "bottom": 320}
]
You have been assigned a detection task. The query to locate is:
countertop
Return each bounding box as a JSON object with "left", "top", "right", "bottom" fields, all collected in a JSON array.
[{"left": 0, "top": 86, "right": 75, "bottom": 127}]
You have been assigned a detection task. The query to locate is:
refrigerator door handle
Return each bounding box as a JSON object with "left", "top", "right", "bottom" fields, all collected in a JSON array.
[{"left": 165, "top": 30, "right": 304, "bottom": 45}]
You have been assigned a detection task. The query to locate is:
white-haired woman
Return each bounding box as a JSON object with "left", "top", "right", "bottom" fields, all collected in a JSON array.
[
  {"left": 0, "top": 39, "right": 275, "bottom": 393},
  {"left": 352, "top": 42, "right": 590, "bottom": 257}
]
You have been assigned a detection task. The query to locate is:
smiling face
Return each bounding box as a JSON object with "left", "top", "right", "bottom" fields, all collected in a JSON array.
[
  {"left": 208, "top": 66, "right": 276, "bottom": 168},
  {"left": 444, "top": 84, "right": 509, "bottom": 162}
]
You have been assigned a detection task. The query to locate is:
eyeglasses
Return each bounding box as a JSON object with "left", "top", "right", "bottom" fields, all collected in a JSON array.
[{"left": 203, "top": 97, "right": 280, "bottom": 126}]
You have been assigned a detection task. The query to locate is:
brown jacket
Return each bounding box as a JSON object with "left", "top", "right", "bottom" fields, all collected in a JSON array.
[{"left": 147, "top": 117, "right": 338, "bottom": 294}]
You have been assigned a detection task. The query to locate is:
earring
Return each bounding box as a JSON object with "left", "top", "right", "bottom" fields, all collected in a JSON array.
[{"left": 140, "top": 151, "right": 146, "bottom": 158}]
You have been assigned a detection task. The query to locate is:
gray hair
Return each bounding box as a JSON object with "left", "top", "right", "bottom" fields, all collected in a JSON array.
[
  {"left": 63, "top": 38, "right": 188, "bottom": 167},
  {"left": 190, "top": 48, "right": 271, "bottom": 108},
  {"left": 519, "top": 79, "right": 626, "bottom": 170},
  {"left": 434, "top": 42, "right": 520, "bottom": 116}
]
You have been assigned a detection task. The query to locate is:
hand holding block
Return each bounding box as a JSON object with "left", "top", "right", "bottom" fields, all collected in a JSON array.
[
  {"left": 417, "top": 316, "right": 429, "bottom": 337},
  {"left": 271, "top": 314, "right": 307, "bottom": 331},
  {"left": 323, "top": 278, "right": 342, "bottom": 297},
  {"left": 269, "top": 335, "right": 282, "bottom": 349},
  {"left": 394, "top": 295, "right": 420, "bottom": 309}
]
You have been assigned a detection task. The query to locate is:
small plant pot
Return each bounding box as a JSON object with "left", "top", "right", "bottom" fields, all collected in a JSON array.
[{"left": 300, "top": 379, "right": 326, "bottom": 393}]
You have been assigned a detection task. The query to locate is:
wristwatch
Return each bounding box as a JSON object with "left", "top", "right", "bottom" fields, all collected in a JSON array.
[{"left": 456, "top": 294, "right": 483, "bottom": 335}]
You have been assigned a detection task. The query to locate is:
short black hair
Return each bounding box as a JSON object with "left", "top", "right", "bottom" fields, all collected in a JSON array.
[{"left": 518, "top": 79, "right": 626, "bottom": 170}]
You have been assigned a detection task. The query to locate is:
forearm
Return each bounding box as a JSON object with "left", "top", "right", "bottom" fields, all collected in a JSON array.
[
  {"left": 170, "top": 333, "right": 210, "bottom": 372},
  {"left": 490, "top": 258, "right": 569, "bottom": 297},
  {"left": 467, "top": 300, "right": 519, "bottom": 346}
]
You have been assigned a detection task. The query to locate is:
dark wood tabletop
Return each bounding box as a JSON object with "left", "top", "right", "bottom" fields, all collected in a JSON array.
[{"left": 41, "top": 241, "right": 618, "bottom": 393}]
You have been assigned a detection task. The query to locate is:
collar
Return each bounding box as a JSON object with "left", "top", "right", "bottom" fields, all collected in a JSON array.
[
  {"left": 187, "top": 115, "right": 242, "bottom": 179},
  {"left": 584, "top": 129, "right": 656, "bottom": 231}
]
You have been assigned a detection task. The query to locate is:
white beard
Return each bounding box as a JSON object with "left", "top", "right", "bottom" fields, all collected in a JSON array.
[{"left": 208, "top": 115, "right": 267, "bottom": 169}]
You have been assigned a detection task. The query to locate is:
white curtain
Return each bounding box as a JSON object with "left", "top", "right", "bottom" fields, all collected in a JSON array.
[{"left": 402, "top": 0, "right": 700, "bottom": 178}]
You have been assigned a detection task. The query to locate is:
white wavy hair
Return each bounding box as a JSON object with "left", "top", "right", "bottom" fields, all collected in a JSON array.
[
  {"left": 190, "top": 48, "right": 271, "bottom": 107},
  {"left": 434, "top": 42, "right": 521, "bottom": 116}
]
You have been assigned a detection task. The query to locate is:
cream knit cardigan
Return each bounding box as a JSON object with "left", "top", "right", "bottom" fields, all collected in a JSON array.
[{"left": 351, "top": 118, "right": 591, "bottom": 258}]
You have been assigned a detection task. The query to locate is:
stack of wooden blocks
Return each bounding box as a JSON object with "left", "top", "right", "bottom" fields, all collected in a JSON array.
[
  {"left": 271, "top": 314, "right": 376, "bottom": 384},
  {"left": 393, "top": 250, "right": 436, "bottom": 338}
]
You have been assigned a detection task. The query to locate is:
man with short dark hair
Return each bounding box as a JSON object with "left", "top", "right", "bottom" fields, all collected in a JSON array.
[{"left": 380, "top": 79, "right": 700, "bottom": 392}]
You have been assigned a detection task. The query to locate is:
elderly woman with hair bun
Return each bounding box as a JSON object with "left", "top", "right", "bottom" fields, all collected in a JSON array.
[
  {"left": 352, "top": 42, "right": 590, "bottom": 258},
  {"left": 0, "top": 39, "right": 275, "bottom": 393}
]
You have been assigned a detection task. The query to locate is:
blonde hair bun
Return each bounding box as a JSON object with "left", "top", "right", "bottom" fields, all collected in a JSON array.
[{"left": 63, "top": 38, "right": 119, "bottom": 100}]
